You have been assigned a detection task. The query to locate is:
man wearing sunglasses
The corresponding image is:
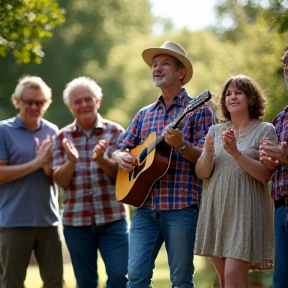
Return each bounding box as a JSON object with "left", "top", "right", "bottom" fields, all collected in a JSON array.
[{"left": 0, "top": 76, "right": 63, "bottom": 288}]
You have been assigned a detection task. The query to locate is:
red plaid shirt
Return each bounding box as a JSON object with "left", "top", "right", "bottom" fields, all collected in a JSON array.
[{"left": 53, "top": 114, "right": 126, "bottom": 226}]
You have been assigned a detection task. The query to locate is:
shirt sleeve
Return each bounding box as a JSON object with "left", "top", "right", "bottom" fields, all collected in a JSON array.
[
  {"left": 262, "top": 122, "right": 278, "bottom": 143},
  {"left": 52, "top": 132, "right": 66, "bottom": 169},
  {"left": 106, "top": 123, "right": 125, "bottom": 158},
  {"left": 0, "top": 122, "right": 8, "bottom": 161},
  {"left": 120, "top": 112, "right": 143, "bottom": 150}
]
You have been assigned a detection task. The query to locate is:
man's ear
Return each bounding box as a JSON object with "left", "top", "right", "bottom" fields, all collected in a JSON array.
[
  {"left": 11, "top": 97, "right": 20, "bottom": 109},
  {"left": 179, "top": 69, "right": 186, "bottom": 81},
  {"left": 96, "top": 99, "right": 101, "bottom": 109}
]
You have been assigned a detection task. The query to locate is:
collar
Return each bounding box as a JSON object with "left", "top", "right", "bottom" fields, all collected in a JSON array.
[
  {"left": 152, "top": 88, "right": 190, "bottom": 110},
  {"left": 69, "top": 113, "right": 104, "bottom": 131},
  {"left": 12, "top": 115, "right": 43, "bottom": 131}
]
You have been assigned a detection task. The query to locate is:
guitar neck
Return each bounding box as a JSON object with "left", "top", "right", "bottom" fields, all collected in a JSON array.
[
  {"left": 170, "top": 90, "right": 211, "bottom": 129},
  {"left": 141, "top": 90, "right": 211, "bottom": 160}
]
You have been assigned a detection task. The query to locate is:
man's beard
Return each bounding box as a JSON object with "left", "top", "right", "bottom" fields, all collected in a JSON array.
[{"left": 153, "top": 75, "right": 166, "bottom": 88}]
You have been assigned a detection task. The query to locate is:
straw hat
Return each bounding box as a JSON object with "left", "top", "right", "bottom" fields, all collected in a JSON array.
[{"left": 142, "top": 41, "right": 193, "bottom": 85}]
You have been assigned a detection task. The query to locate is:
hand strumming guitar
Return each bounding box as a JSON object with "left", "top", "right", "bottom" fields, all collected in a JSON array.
[{"left": 113, "top": 150, "right": 137, "bottom": 172}]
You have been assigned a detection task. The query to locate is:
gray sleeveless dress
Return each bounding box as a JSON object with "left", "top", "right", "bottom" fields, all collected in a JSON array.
[{"left": 194, "top": 121, "right": 277, "bottom": 269}]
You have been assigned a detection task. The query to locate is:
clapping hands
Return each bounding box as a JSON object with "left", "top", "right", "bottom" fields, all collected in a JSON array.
[
  {"left": 34, "top": 136, "right": 53, "bottom": 176},
  {"left": 62, "top": 138, "right": 79, "bottom": 164}
]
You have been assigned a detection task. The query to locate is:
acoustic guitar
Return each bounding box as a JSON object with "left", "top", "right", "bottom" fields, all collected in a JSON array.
[{"left": 115, "top": 90, "right": 212, "bottom": 207}]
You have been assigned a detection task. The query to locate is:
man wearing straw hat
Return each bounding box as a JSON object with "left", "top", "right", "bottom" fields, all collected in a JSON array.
[{"left": 113, "top": 41, "right": 213, "bottom": 287}]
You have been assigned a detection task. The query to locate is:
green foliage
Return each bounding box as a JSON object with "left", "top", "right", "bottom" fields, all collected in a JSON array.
[
  {"left": 0, "top": 0, "right": 64, "bottom": 63},
  {"left": 0, "top": 0, "right": 155, "bottom": 128},
  {"left": 265, "top": 0, "right": 288, "bottom": 33},
  {"left": 0, "top": 0, "right": 287, "bottom": 130},
  {"left": 213, "top": 0, "right": 288, "bottom": 37},
  {"left": 212, "top": 1, "right": 288, "bottom": 121}
]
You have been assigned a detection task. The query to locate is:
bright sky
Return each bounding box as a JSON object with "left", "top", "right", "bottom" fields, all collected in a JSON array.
[{"left": 150, "top": 0, "right": 217, "bottom": 32}]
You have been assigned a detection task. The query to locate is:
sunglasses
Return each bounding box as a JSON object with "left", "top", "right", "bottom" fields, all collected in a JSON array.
[{"left": 20, "top": 97, "right": 46, "bottom": 107}]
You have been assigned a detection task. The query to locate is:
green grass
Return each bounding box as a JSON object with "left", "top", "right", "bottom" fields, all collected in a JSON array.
[
  {"left": 25, "top": 225, "right": 272, "bottom": 288},
  {"left": 25, "top": 249, "right": 274, "bottom": 288},
  {"left": 25, "top": 246, "right": 217, "bottom": 288},
  {"left": 25, "top": 215, "right": 216, "bottom": 288}
]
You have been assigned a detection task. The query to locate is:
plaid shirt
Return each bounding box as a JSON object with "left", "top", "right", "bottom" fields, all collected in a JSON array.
[
  {"left": 120, "top": 89, "right": 213, "bottom": 210},
  {"left": 272, "top": 106, "right": 288, "bottom": 200},
  {"left": 52, "top": 114, "right": 126, "bottom": 226}
]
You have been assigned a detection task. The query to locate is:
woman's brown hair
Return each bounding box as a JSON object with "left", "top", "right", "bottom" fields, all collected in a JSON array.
[{"left": 220, "top": 75, "right": 266, "bottom": 121}]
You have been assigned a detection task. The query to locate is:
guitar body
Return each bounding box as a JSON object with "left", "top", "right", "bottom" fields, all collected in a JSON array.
[{"left": 115, "top": 132, "right": 172, "bottom": 207}]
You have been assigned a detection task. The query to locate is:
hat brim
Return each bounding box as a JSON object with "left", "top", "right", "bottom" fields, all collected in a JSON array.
[{"left": 142, "top": 48, "right": 193, "bottom": 85}]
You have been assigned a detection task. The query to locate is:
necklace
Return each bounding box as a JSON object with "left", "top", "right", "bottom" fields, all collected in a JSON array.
[
  {"left": 237, "top": 135, "right": 247, "bottom": 144},
  {"left": 235, "top": 120, "right": 260, "bottom": 144}
]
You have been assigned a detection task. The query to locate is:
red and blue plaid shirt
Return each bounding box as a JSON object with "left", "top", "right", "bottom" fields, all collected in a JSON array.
[
  {"left": 53, "top": 114, "right": 126, "bottom": 226},
  {"left": 272, "top": 106, "right": 288, "bottom": 200},
  {"left": 120, "top": 89, "right": 213, "bottom": 210}
]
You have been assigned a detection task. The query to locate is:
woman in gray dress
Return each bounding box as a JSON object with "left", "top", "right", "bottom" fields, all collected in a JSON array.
[{"left": 194, "top": 75, "right": 277, "bottom": 288}]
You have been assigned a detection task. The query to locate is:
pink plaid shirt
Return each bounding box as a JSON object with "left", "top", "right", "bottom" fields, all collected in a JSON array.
[{"left": 53, "top": 114, "right": 126, "bottom": 226}]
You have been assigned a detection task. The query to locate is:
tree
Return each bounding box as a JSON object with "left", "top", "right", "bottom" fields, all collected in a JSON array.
[
  {"left": 211, "top": 1, "right": 288, "bottom": 121},
  {"left": 213, "top": 0, "right": 288, "bottom": 37},
  {"left": 0, "top": 0, "right": 286, "bottom": 130},
  {"left": 0, "top": 0, "right": 64, "bottom": 63},
  {"left": 265, "top": 0, "right": 288, "bottom": 33},
  {"left": 0, "top": 0, "right": 155, "bottom": 126}
]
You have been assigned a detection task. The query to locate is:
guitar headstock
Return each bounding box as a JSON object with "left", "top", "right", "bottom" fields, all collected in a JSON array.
[
  {"left": 185, "top": 90, "right": 212, "bottom": 114},
  {"left": 170, "top": 90, "right": 212, "bottom": 129}
]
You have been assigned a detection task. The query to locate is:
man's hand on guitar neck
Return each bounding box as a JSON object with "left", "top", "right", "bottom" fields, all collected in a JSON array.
[
  {"left": 163, "top": 127, "right": 203, "bottom": 162},
  {"left": 163, "top": 127, "right": 184, "bottom": 149},
  {"left": 112, "top": 149, "right": 137, "bottom": 172}
]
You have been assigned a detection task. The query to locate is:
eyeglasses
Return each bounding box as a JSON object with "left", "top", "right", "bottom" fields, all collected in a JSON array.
[
  {"left": 20, "top": 97, "right": 46, "bottom": 107},
  {"left": 282, "top": 62, "right": 288, "bottom": 68}
]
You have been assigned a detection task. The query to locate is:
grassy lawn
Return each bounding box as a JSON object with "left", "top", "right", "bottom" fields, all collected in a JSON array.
[
  {"left": 24, "top": 217, "right": 273, "bottom": 288},
  {"left": 24, "top": 214, "right": 217, "bottom": 288},
  {"left": 25, "top": 247, "right": 217, "bottom": 288},
  {"left": 25, "top": 249, "right": 274, "bottom": 288}
]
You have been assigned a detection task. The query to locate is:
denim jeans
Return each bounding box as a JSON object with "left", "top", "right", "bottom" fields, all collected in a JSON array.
[
  {"left": 128, "top": 206, "right": 199, "bottom": 288},
  {"left": 273, "top": 206, "right": 288, "bottom": 288},
  {"left": 64, "top": 219, "right": 128, "bottom": 288}
]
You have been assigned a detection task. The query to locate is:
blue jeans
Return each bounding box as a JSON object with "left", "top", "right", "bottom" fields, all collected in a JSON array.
[
  {"left": 273, "top": 206, "right": 288, "bottom": 288},
  {"left": 128, "top": 206, "right": 199, "bottom": 288},
  {"left": 64, "top": 219, "right": 128, "bottom": 288}
]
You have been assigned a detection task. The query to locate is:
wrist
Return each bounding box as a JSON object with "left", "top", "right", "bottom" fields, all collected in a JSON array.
[
  {"left": 233, "top": 151, "right": 242, "bottom": 161},
  {"left": 112, "top": 150, "right": 120, "bottom": 162},
  {"left": 31, "top": 158, "right": 41, "bottom": 170},
  {"left": 67, "top": 157, "right": 78, "bottom": 166},
  {"left": 175, "top": 143, "right": 187, "bottom": 155}
]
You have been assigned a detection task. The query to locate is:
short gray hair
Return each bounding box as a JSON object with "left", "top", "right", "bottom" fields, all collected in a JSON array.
[
  {"left": 12, "top": 76, "right": 52, "bottom": 107},
  {"left": 63, "top": 76, "right": 103, "bottom": 105}
]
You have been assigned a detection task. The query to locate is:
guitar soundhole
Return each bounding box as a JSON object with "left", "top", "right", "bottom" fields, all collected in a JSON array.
[
  {"left": 138, "top": 147, "right": 147, "bottom": 164},
  {"left": 129, "top": 162, "right": 145, "bottom": 181}
]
